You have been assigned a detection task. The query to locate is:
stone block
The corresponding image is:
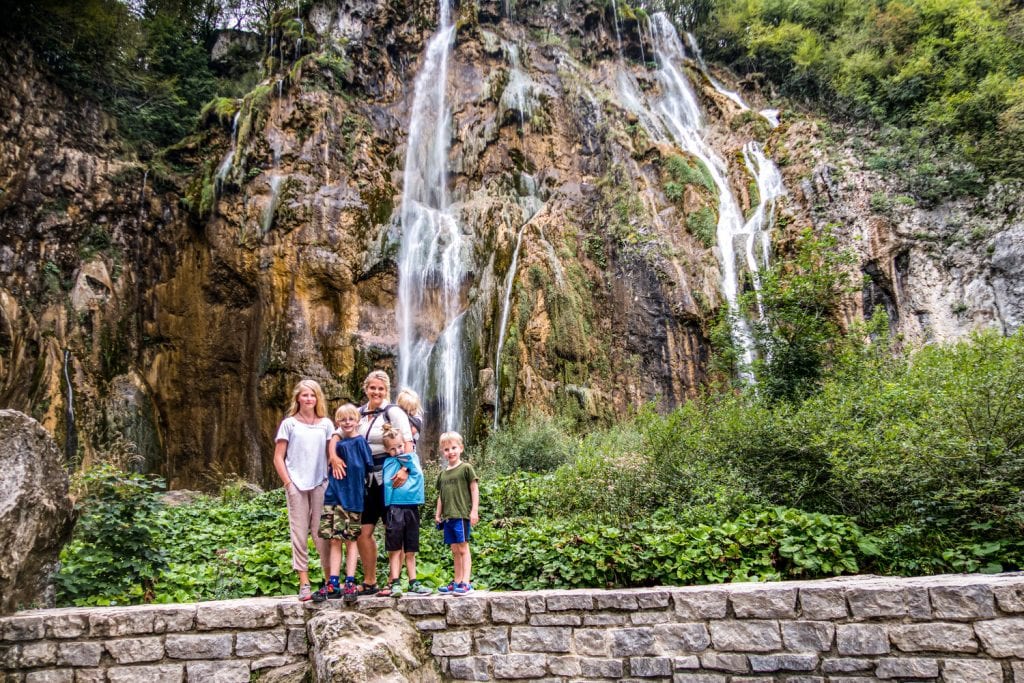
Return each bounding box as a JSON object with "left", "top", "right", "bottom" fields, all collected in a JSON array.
[
  {"left": 673, "top": 590, "right": 728, "bottom": 619},
  {"left": 890, "top": 623, "right": 977, "bottom": 652},
  {"left": 699, "top": 653, "right": 748, "bottom": 672},
  {"left": 529, "top": 613, "right": 581, "bottom": 626},
  {"left": 630, "top": 611, "right": 670, "bottom": 625},
  {"left": 448, "top": 656, "right": 491, "bottom": 681},
  {"left": 414, "top": 618, "right": 447, "bottom": 631},
  {"left": 709, "top": 620, "right": 781, "bottom": 652},
  {"left": 545, "top": 594, "right": 593, "bottom": 611},
  {"left": 107, "top": 664, "right": 185, "bottom": 683},
  {"left": 490, "top": 596, "right": 528, "bottom": 624},
  {"left": 474, "top": 626, "right": 509, "bottom": 655},
  {"left": 583, "top": 613, "right": 628, "bottom": 626},
  {"left": 492, "top": 653, "right": 547, "bottom": 679},
  {"left": 1013, "top": 660, "right": 1024, "bottom": 682},
  {"left": 46, "top": 614, "right": 87, "bottom": 639},
  {"left": 165, "top": 633, "right": 232, "bottom": 660},
  {"left": 942, "top": 658, "right": 1003, "bottom": 683},
  {"left": 447, "top": 598, "right": 487, "bottom": 625},
  {"left": 20, "top": 642, "right": 57, "bottom": 667},
  {"left": 874, "top": 656, "right": 938, "bottom": 679},
  {"left": 548, "top": 655, "right": 582, "bottom": 676},
  {"left": 105, "top": 636, "right": 164, "bottom": 664},
  {"left": 653, "top": 623, "right": 711, "bottom": 653},
  {"left": 822, "top": 657, "right": 873, "bottom": 673},
  {"left": 251, "top": 655, "right": 297, "bottom": 670},
  {"left": 235, "top": 629, "right": 287, "bottom": 656},
  {"left": 150, "top": 606, "right": 196, "bottom": 633},
  {"left": 798, "top": 586, "right": 848, "bottom": 620},
  {"left": 431, "top": 630, "right": 472, "bottom": 657},
  {"left": 24, "top": 671, "right": 72, "bottom": 683},
  {"left": 846, "top": 585, "right": 930, "bottom": 619},
  {"left": 574, "top": 628, "right": 609, "bottom": 656},
  {"left": 994, "top": 583, "right": 1024, "bottom": 613},
  {"left": 279, "top": 601, "right": 306, "bottom": 625},
  {"left": 87, "top": 609, "right": 156, "bottom": 638},
  {"left": 829, "top": 678, "right": 876, "bottom": 683},
  {"left": 975, "top": 618, "right": 1024, "bottom": 657},
  {"left": 74, "top": 668, "right": 106, "bottom": 682},
  {"left": 630, "top": 656, "right": 673, "bottom": 677},
  {"left": 671, "top": 674, "right": 727, "bottom": 683},
  {"left": 196, "top": 601, "right": 279, "bottom": 630},
  {"left": 748, "top": 654, "right": 818, "bottom": 672},
  {"left": 396, "top": 596, "right": 446, "bottom": 616},
  {"left": 579, "top": 657, "right": 623, "bottom": 678},
  {"left": 0, "top": 644, "right": 17, "bottom": 669},
  {"left": 730, "top": 586, "right": 798, "bottom": 618},
  {"left": 186, "top": 660, "right": 250, "bottom": 682},
  {"left": 781, "top": 621, "right": 834, "bottom": 651},
  {"left": 595, "top": 593, "right": 640, "bottom": 610},
  {"left": 673, "top": 655, "right": 699, "bottom": 670},
  {"left": 929, "top": 584, "right": 996, "bottom": 620},
  {"left": 637, "top": 591, "right": 670, "bottom": 609},
  {"left": 55, "top": 642, "right": 102, "bottom": 667},
  {"left": 610, "top": 627, "right": 656, "bottom": 656},
  {"left": 510, "top": 626, "right": 571, "bottom": 653},
  {"left": 835, "top": 623, "right": 889, "bottom": 655},
  {"left": 286, "top": 627, "right": 307, "bottom": 655},
  {"left": 526, "top": 595, "right": 546, "bottom": 614},
  {"left": 2, "top": 616, "right": 44, "bottom": 641},
  {"left": 780, "top": 678, "right": 823, "bottom": 683}
]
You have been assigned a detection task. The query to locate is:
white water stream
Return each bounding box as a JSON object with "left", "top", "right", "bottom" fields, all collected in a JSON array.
[{"left": 396, "top": 0, "right": 465, "bottom": 431}]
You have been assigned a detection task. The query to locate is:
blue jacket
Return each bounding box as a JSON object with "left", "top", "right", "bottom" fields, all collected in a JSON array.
[
  {"left": 325, "top": 435, "right": 375, "bottom": 510},
  {"left": 383, "top": 451, "right": 425, "bottom": 506}
]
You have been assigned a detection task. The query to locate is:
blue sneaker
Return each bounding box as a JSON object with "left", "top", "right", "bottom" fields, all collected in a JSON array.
[
  {"left": 438, "top": 581, "right": 457, "bottom": 595},
  {"left": 454, "top": 582, "right": 473, "bottom": 595}
]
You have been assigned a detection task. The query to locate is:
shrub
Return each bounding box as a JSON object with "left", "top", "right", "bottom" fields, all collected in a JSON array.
[{"left": 482, "top": 412, "right": 576, "bottom": 475}]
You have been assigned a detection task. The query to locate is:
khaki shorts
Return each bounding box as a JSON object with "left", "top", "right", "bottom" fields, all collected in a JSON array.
[{"left": 318, "top": 505, "right": 362, "bottom": 541}]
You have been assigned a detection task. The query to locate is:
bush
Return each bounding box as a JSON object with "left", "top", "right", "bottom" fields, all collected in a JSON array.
[
  {"left": 56, "top": 465, "right": 167, "bottom": 606},
  {"left": 482, "top": 412, "right": 576, "bottom": 475}
]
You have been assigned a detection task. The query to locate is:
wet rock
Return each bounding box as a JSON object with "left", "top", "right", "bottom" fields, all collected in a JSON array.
[{"left": 0, "top": 410, "right": 75, "bottom": 614}]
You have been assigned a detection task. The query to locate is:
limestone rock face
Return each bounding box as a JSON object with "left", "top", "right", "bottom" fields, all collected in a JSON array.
[
  {"left": 308, "top": 607, "right": 440, "bottom": 682},
  {"left": 0, "top": 409, "right": 75, "bottom": 614}
]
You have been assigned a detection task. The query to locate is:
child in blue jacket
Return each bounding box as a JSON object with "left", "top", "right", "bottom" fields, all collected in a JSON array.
[{"left": 377, "top": 423, "right": 433, "bottom": 596}]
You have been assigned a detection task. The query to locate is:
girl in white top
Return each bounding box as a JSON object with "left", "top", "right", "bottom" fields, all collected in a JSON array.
[{"left": 273, "top": 379, "right": 334, "bottom": 601}]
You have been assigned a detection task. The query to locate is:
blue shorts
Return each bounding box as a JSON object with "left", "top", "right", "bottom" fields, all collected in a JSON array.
[{"left": 442, "top": 518, "right": 471, "bottom": 545}]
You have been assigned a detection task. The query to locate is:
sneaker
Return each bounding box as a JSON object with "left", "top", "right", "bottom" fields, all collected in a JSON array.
[
  {"left": 389, "top": 580, "right": 404, "bottom": 598},
  {"left": 408, "top": 580, "right": 433, "bottom": 595},
  {"left": 298, "top": 583, "right": 313, "bottom": 602},
  {"left": 437, "top": 581, "right": 457, "bottom": 595},
  {"left": 325, "top": 582, "right": 343, "bottom": 600},
  {"left": 454, "top": 582, "right": 474, "bottom": 595},
  {"left": 311, "top": 584, "right": 330, "bottom": 603},
  {"left": 342, "top": 580, "right": 358, "bottom": 604}
]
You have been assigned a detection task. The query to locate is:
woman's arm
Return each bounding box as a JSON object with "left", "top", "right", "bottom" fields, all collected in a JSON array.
[{"left": 273, "top": 439, "right": 292, "bottom": 489}]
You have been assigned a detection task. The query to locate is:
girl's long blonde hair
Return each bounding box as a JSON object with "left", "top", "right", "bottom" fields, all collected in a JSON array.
[{"left": 287, "top": 379, "right": 326, "bottom": 419}]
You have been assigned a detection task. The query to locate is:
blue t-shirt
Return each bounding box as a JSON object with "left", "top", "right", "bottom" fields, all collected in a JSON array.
[
  {"left": 383, "top": 451, "right": 425, "bottom": 506},
  {"left": 324, "top": 435, "right": 375, "bottom": 511}
]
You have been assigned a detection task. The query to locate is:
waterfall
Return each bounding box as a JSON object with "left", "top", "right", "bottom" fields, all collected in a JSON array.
[
  {"left": 741, "top": 141, "right": 786, "bottom": 290},
  {"left": 647, "top": 13, "right": 757, "bottom": 374},
  {"left": 62, "top": 349, "right": 78, "bottom": 463},
  {"left": 396, "top": 0, "right": 465, "bottom": 432},
  {"left": 215, "top": 111, "right": 241, "bottom": 195},
  {"left": 684, "top": 31, "right": 779, "bottom": 128}
]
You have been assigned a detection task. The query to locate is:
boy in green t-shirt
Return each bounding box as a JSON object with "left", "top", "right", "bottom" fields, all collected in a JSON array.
[{"left": 434, "top": 431, "right": 479, "bottom": 595}]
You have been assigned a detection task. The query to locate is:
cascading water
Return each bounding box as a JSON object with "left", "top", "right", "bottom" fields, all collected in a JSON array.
[
  {"left": 62, "top": 348, "right": 78, "bottom": 463},
  {"left": 646, "top": 12, "right": 758, "bottom": 373},
  {"left": 741, "top": 141, "right": 786, "bottom": 319},
  {"left": 395, "top": 0, "right": 466, "bottom": 432},
  {"left": 215, "top": 111, "right": 241, "bottom": 194},
  {"left": 684, "top": 31, "right": 779, "bottom": 129}
]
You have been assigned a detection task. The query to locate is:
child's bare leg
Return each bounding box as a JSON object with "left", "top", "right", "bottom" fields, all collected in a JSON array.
[
  {"left": 405, "top": 552, "right": 417, "bottom": 580},
  {"left": 451, "top": 543, "right": 468, "bottom": 584},
  {"left": 357, "top": 524, "right": 377, "bottom": 585},
  {"left": 329, "top": 540, "right": 343, "bottom": 577},
  {"left": 388, "top": 550, "right": 403, "bottom": 582},
  {"left": 463, "top": 545, "right": 472, "bottom": 585},
  {"left": 344, "top": 540, "right": 358, "bottom": 578}
]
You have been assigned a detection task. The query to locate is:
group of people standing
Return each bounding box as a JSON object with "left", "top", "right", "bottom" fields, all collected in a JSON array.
[{"left": 273, "top": 370, "right": 480, "bottom": 602}]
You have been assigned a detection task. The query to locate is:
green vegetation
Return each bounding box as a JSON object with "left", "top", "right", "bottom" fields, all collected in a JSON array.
[
  {"left": 698, "top": 0, "right": 1024, "bottom": 196},
  {"left": 686, "top": 206, "right": 717, "bottom": 247}
]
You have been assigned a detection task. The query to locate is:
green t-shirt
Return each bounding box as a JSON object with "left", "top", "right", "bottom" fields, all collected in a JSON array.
[{"left": 437, "top": 462, "right": 478, "bottom": 520}]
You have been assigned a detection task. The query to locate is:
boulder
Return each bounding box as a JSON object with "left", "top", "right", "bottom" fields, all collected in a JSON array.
[
  {"left": 308, "top": 608, "right": 440, "bottom": 682},
  {"left": 0, "top": 409, "right": 75, "bottom": 614}
]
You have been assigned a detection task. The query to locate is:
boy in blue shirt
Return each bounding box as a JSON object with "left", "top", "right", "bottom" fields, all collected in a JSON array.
[
  {"left": 313, "top": 404, "right": 374, "bottom": 603},
  {"left": 377, "top": 424, "right": 433, "bottom": 596}
]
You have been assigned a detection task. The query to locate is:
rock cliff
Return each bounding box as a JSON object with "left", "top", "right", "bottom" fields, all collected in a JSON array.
[{"left": 0, "top": 0, "right": 1020, "bottom": 487}]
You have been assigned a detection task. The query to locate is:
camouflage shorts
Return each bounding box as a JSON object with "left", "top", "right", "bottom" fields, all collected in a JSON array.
[{"left": 318, "top": 505, "right": 362, "bottom": 541}]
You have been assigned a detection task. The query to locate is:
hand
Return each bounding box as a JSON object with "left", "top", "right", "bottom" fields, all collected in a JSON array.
[
  {"left": 470, "top": 511, "right": 479, "bottom": 526},
  {"left": 391, "top": 467, "right": 409, "bottom": 488},
  {"left": 435, "top": 514, "right": 443, "bottom": 524},
  {"left": 328, "top": 455, "right": 346, "bottom": 479}
]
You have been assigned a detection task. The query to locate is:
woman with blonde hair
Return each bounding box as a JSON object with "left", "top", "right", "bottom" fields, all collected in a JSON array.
[{"left": 273, "top": 379, "right": 334, "bottom": 601}]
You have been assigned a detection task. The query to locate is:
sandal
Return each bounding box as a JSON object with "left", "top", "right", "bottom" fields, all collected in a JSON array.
[{"left": 357, "top": 582, "right": 379, "bottom": 596}]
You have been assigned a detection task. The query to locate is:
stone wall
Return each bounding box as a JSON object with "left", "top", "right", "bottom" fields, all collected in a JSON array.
[{"left": 3, "top": 574, "right": 1024, "bottom": 682}]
